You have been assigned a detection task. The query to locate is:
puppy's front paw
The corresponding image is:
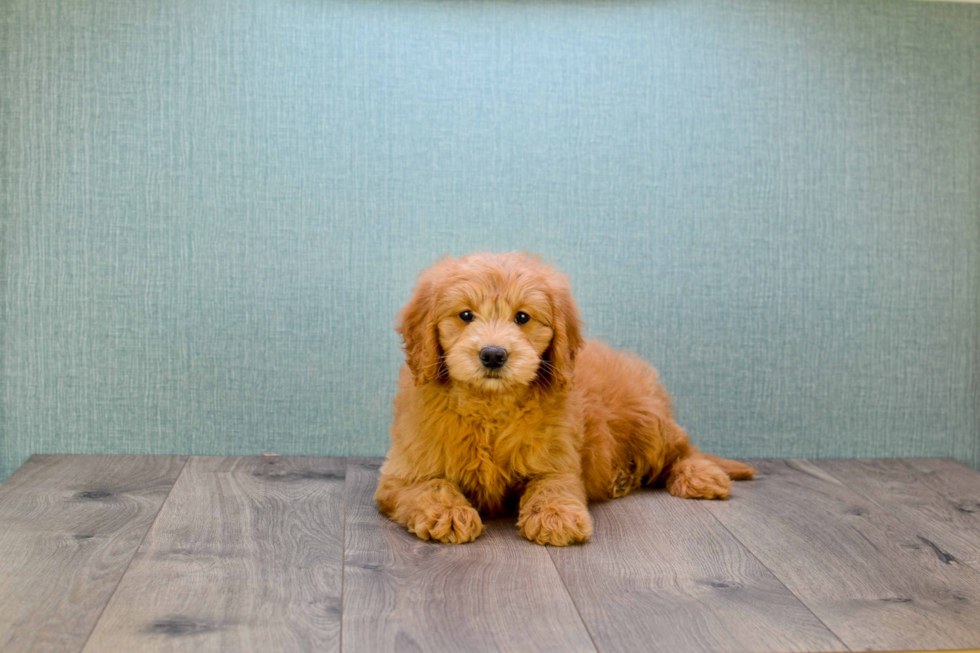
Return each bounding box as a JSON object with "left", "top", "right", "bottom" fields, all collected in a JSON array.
[
  {"left": 407, "top": 501, "right": 484, "bottom": 544},
  {"left": 518, "top": 501, "right": 593, "bottom": 546}
]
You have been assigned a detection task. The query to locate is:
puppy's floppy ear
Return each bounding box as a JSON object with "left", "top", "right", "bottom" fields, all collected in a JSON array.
[
  {"left": 396, "top": 273, "right": 445, "bottom": 386},
  {"left": 540, "top": 274, "right": 583, "bottom": 392}
]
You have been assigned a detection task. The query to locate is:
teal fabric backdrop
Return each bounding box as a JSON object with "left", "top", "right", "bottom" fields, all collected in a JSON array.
[{"left": 1, "top": 0, "right": 978, "bottom": 482}]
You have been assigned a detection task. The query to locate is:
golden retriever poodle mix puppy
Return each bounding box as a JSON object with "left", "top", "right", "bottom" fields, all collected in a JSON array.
[{"left": 375, "top": 252, "right": 754, "bottom": 546}]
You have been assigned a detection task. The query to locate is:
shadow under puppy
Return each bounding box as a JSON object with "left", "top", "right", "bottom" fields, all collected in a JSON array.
[{"left": 375, "top": 252, "right": 754, "bottom": 546}]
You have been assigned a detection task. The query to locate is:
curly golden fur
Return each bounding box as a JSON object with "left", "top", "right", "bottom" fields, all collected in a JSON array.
[{"left": 375, "top": 252, "right": 755, "bottom": 545}]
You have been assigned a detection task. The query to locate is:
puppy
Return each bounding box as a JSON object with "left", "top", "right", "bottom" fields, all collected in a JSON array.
[{"left": 375, "top": 252, "right": 754, "bottom": 546}]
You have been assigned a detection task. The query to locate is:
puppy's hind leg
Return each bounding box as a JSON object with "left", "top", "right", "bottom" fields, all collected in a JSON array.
[
  {"left": 665, "top": 455, "right": 732, "bottom": 500},
  {"left": 650, "top": 414, "right": 734, "bottom": 500}
]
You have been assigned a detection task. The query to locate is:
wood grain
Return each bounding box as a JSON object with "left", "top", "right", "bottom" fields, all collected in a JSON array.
[
  {"left": 342, "top": 459, "right": 597, "bottom": 653},
  {"left": 80, "top": 456, "right": 345, "bottom": 653},
  {"left": 0, "top": 455, "right": 186, "bottom": 653},
  {"left": 904, "top": 458, "right": 980, "bottom": 518},
  {"left": 704, "top": 459, "right": 980, "bottom": 652},
  {"left": 8, "top": 455, "right": 980, "bottom": 653},
  {"left": 815, "top": 458, "right": 980, "bottom": 572},
  {"left": 548, "top": 487, "right": 848, "bottom": 653}
]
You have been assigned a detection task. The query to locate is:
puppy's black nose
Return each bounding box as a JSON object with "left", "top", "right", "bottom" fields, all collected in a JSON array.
[{"left": 479, "top": 346, "right": 508, "bottom": 369}]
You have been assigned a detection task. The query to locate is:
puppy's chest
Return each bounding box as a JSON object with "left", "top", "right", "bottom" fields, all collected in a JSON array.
[{"left": 445, "top": 406, "right": 540, "bottom": 514}]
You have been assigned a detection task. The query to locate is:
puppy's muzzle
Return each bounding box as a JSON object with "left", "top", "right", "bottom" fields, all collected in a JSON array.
[{"left": 479, "top": 346, "right": 508, "bottom": 370}]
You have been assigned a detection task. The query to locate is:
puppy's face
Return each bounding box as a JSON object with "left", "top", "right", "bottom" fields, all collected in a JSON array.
[
  {"left": 437, "top": 280, "right": 553, "bottom": 392},
  {"left": 397, "top": 253, "right": 583, "bottom": 393}
]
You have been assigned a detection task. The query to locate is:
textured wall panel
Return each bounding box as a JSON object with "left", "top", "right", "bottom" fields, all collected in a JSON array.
[{"left": 1, "top": 0, "right": 978, "bottom": 480}]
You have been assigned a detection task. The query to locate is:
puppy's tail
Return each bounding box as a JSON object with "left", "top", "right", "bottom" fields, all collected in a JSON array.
[{"left": 699, "top": 453, "right": 755, "bottom": 481}]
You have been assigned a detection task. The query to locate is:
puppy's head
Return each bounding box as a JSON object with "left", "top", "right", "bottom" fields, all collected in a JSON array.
[{"left": 397, "top": 252, "right": 583, "bottom": 393}]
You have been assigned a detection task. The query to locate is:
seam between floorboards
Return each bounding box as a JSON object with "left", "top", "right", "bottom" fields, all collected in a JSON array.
[
  {"left": 699, "top": 499, "right": 854, "bottom": 653},
  {"left": 545, "top": 546, "right": 601, "bottom": 653},
  {"left": 76, "top": 454, "right": 191, "bottom": 653},
  {"left": 340, "top": 457, "right": 348, "bottom": 653}
]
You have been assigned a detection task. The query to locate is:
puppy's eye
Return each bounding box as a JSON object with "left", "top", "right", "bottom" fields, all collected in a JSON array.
[
  {"left": 459, "top": 310, "right": 475, "bottom": 323},
  {"left": 515, "top": 311, "right": 530, "bottom": 325}
]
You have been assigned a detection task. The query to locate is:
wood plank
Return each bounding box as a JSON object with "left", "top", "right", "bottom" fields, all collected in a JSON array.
[
  {"left": 548, "top": 488, "right": 848, "bottom": 653},
  {"left": 0, "top": 454, "right": 187, "bottom": 653},
  {"left": 815, "top": 459, "right": 980, "bottom": 572},
  {"left": 342, "top": 459, "right": 597, "bottom": 653},
  {"left": 904, "top": 458, "right": 980, "bottom": 517},
  {"left": 81, "top": 456, "right": 345, "bottom": 653},
  {"left": 704, "top": 459, "right": 980, "bottom": 652}
]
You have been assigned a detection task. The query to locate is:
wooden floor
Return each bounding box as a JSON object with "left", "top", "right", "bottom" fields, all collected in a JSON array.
[{"left": 2, "top": 457, "right": 980, "bottom": 653}]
